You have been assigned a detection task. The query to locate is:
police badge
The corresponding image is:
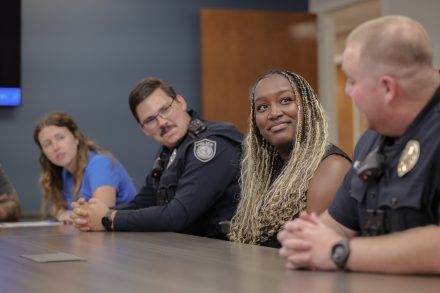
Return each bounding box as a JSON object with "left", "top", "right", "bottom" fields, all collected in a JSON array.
[
  {"left": 397, "top": 140, "right": 420, "bottom": 177},
  {"left": 194, "top": 139, "right": 216, "bottom": 162}
]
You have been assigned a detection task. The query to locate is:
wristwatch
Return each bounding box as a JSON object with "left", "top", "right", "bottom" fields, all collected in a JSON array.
[
  {"left": 330, "top": 238, "right": 350, "bottom": 270},
  {"left": 101, "top": 209, "right": 114, "bottom": 232}
]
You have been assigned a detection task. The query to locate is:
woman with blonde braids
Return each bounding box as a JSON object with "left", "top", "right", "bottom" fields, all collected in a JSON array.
[
  {"left": 34, "top": 112, "right": 136, "bottom": 224},
  {"left": 229, "top": 70, "right": 351, "bottom": 247}
]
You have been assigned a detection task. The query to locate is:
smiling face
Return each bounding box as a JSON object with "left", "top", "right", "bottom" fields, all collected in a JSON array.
[
  {"left": 136, "top": 88, "right": 191, "bottom": 149},
  {"left": 253, "top": 74, "right": 299, "bottom": 159},
  {"left": 38, "top": 125, "right": 79, "bottom": 173}
]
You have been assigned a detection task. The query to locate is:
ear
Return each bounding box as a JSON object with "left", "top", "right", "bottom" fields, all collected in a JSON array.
[
  {"left": 175, "top": 95, "right": 188, "bottom": 111},
  {"left": 380, "top": 75, "right": 397, "bottom": 104}
]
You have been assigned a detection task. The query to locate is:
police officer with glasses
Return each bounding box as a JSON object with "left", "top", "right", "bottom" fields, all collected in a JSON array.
[{"left": 71, "top": 77, "right": 242, "bottom": 239}]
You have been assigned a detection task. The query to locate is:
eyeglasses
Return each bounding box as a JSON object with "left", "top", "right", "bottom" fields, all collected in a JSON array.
[{"left": 140, "top": 98, "right": 175, "bottom": 130}]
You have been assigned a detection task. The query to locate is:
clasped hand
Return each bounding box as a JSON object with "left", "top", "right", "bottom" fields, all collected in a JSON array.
[
  {"left": 277, "top": 212, "right": 342, "bottom": 271},
  {"left": 70, "top": 197, "right": 108, "bottom": 232}
]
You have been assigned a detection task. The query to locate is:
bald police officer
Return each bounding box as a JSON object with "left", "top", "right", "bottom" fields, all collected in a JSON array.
[{"left": 278, "top": 15, "right": 440, "bottom": 274}]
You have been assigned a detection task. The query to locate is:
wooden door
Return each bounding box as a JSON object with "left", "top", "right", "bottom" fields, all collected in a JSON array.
[
  {"left": 201, "top": 9, "right": 317, "bottom": 133},
  {"left": 336, "top": 64, "right": 354, "bottom": 157}
]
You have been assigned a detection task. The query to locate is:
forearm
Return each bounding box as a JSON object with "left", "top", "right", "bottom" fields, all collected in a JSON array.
[
  {"left": 0, "top": 198, "right": 21, "bottom": 221},
  {"left": 51, "top": 205, "right": 65, "bottom": 217},
  {"left": 92, "top": 186, "right": 117, "bottom": 207},
  {"left": 114, "top": 200, "right": 190, "bottom": 232},
  {"left": 112, "top": 189, "right": 157, "bottom": 211},
  {"left": 321, "top": 211, "right": 357, "bottom": 238},
  {"left": 347, "top": 225, "right": 440, "bottom": 274},
  {"left": 121, "top": 180, "right": 157, "bottom": 209}
]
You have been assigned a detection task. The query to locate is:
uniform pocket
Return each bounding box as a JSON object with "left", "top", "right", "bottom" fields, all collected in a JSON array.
[{"left": 378, "top": 178, "right": 423, "bottom": 210}]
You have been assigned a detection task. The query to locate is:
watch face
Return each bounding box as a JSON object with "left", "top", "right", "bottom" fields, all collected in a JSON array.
[
  {"left": 101, "top": 217, "right": 111, "bottom": 229},
  {"left": 333, "top": 245, "right": 345, "bottom": 261},
  {"left": 331, "top": 239, "right": 350, "bottom": 270},
  {"left": 101, "top": 210, "right": 114, "bottom": 231}
]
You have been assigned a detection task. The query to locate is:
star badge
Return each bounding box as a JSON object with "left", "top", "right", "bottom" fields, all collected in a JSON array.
[{"left": 397, "top": 140, "right": 420, "bottom": 177}]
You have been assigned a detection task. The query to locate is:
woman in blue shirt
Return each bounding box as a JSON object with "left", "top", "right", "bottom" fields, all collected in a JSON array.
[{"left": 34, "top": 112, "right": 136, "bottom": 224}]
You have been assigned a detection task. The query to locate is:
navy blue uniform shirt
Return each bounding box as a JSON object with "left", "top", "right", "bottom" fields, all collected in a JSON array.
[
  {"left": 329, "top": 86, "right": 440, "bottom": 234},
  {"left": 113, "top": 112, "right": 243, "bottom": 238}
]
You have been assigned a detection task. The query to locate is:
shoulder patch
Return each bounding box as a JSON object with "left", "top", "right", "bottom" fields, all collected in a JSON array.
[{"left": 194, "top": 139, "right": 217, "bottom": 162}]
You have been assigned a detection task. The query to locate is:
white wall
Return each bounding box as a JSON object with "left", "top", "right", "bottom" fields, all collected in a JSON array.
[{"left": 382, "top": 0, "right": 440, "bottom": 67}]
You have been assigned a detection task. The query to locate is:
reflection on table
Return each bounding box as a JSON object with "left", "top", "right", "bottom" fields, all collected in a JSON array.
[{"left": 0, "top": 225, "right": 439, "bottom": 293}]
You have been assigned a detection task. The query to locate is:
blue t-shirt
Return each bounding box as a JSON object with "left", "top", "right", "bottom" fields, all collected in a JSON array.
[{"left": 61, "top": 152, "right": 136, "bottom": 209}]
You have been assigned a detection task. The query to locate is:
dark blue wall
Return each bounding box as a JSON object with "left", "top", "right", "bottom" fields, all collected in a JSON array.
[{"left": 0, "top": 0, "right": 307, "bottom": 213}]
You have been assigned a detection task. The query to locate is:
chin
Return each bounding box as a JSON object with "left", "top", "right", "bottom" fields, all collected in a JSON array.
[
  {"left": 163, "top": 137, "right": 180, "bottom": 149},
  {"left": 267, "top": 134, "right": 294, "bottom": 145},
  {"left": 271, "top": 139, "right": 294, "bottom": 149}
]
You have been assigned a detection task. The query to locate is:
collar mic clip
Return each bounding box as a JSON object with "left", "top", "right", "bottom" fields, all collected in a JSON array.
[
  {"left": 188, "top": 119, "right": 206, "bottom": 138},
  {"left": 356, "top": 136, "right": 389, "bottom": 182}
]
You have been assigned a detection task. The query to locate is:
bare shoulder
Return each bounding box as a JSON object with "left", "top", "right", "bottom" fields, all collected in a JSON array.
[
  {"left": 306, "top": 155, "right": 352, "bottom": 214},
  {"left": 316, "top": 154, "right": 352, "bottom": 176}
]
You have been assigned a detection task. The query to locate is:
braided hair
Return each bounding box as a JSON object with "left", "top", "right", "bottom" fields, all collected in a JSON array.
[{"left": 229, "top": 70, "right": 329, "bottom": 244}]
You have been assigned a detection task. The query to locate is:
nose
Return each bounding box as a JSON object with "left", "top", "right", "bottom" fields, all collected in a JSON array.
[
  {"left": 156, "top": 115, "right": 168, "bottom": 127},
  {"left": 267, "top": 105, "right": 282, "bottom": 120},
  {"left": 52, "top": 140, "right": 61, "bottom": 152}
]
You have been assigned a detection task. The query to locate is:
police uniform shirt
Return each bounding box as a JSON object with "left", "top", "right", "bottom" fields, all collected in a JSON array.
[
  {"left": 328, "top": 86, "right": 440, "bottom": 235},
  {"left": 113, "top": 111, "right": 243, "bottom": 238}
]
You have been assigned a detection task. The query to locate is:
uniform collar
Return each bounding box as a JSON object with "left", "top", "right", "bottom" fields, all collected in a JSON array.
[
  {"left": 382, "top": 85, "right": 440, "bottom": 151},
  {"left": 399, "top": 85, "right": 440, "bottom": 140}
]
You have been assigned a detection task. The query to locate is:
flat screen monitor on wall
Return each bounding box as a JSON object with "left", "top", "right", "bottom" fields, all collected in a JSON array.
[{"left": 0, "top": 1, "right": 21, "bottom": 106}]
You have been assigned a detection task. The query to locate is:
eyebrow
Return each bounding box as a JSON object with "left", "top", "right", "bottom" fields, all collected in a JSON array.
[
  {"left": 142, "top": 116, "right": 154, "bottom": 123},
  {"left": 145, "top": 104, "right": 167, "bottom": 118},
  {"left": 255, "top": 89, "right": 294, "bottom": 101}
]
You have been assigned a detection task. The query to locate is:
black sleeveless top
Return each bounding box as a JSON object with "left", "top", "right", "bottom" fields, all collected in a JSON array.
[{"left": 261, "top": 144, "right": 351, "bottom": 248}]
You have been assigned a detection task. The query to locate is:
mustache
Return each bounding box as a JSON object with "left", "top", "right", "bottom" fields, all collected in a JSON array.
[{"left": 160, "top": 123, "right": 174, "bottom": 136}]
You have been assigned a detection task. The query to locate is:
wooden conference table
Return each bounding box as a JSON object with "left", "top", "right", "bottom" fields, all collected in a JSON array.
[{"left": 0, "top": 225, "right": 439, "bottom": 293}]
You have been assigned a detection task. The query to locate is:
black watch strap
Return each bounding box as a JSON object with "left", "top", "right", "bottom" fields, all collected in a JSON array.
[
  {"left": 101, "top": 209, "right": 114, "bottom": 232},
  {"left": 331, "top": 238, "right": 351, "bottom": 271}
]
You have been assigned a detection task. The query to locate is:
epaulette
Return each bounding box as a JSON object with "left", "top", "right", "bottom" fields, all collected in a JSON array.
[{"left": 188, "top": 118, "right": 207, "bottom": 138}]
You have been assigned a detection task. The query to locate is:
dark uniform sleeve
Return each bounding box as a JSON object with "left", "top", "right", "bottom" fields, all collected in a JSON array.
[
  {"left": 113, "top": 176, "right": 157, "bottom": 210},
  {"left": 113, "top": 135, "right": 240, "bottom": 231},
  {"left": 327, "top": 168, "right": 361, "bottom": 232},
  {"left": 438, "top": 192, "right": 440, "bottom": 225}
]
